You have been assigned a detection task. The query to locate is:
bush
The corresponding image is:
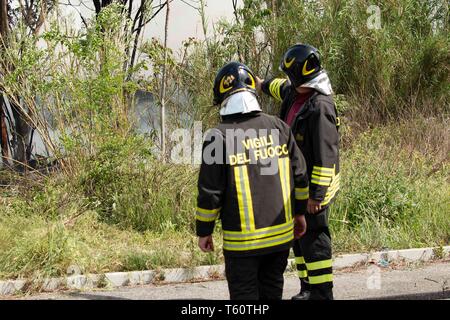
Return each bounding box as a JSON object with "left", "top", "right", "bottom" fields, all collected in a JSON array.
[
  {"left": 330, "top": 117, "right": 450, "bottom": 251},
  {"left": 78, "top": 139, "right": 198, "bottom": 232}
]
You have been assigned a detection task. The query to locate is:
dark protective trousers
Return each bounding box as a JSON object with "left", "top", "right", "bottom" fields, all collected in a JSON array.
[
  {"left": 224, "top": 249, "right": 290, "bottom": 300},
  {"left": 293, "top": 207, "right": 333, "bottom": 299}
]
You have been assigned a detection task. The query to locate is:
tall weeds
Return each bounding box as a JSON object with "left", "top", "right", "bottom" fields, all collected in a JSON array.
[
  {"left": 150, "top": 0, "right": 449, "bottom": 125},
  {"left": 0, "top": 0, "right": 448, "bottom": 282}
]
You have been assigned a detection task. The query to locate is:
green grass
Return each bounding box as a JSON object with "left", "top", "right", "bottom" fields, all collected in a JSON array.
[
  {"left": 0, "top": 116, "right": 448, "bottom": 283},
  {"left": 0, "top": 209, "right": 224, "bottom": 280},
  {"left": 330, "top": 116, "right": 450, "bottom": 252},
  {"left": 0, "top": 150, "right": 223, "bottom": 281}
]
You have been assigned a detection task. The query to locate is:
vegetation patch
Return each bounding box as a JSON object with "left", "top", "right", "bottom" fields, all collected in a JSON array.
[{"left": 0, "top": 1, "right": 448, "bottom": 289}]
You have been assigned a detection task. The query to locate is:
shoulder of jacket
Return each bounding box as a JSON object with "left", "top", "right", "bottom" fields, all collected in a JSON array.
[
  {"left": 258, "top": 112, "right": 274, "bottom": 121},
  {"left": 309, "top": 93, "right": 336, "bottom": 115},
  {"left": 260, "top": 113, "right": 289, "bottom": 129},
  {"left": 204, "top": 126, "right": 225, "bottom": 142}
]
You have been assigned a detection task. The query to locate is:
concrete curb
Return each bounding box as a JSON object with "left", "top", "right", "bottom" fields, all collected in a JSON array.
[{"left": 1, "top": 246, "right": 448, "bottom": 296}]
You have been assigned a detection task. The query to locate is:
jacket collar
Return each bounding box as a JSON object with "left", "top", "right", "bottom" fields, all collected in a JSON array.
[{"left": 221, "top": 111, "right": 262, "bottom": 123}]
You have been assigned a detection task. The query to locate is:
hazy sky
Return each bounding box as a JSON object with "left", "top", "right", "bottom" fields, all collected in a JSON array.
[
  {"left": 146, "top": 0, "right": 240, "bottom": 50},
  {"left": 63, "top": 0, "right": 242, "bottom": 51}
]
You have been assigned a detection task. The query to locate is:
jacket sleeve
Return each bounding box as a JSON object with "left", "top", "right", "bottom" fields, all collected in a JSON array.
[
  {"left": 287, "top": 128, "right": 309, "bottom": 215},
  {"left": 196, "top": 129, "right": 226, "bottom": 237},
  {"left": 261, "top": 78, "right": 291, "bottom": 102},
  {"left": 308, "top": 101, "right": 339, "bottom": 201}
]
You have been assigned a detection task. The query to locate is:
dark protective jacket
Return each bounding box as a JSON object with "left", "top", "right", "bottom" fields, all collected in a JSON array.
[
  {"left": 196, "top": 111, "right": 309, "bottom": 257},
  {"left": 261, "top": 78, "right": 340, "bottom": 228}
]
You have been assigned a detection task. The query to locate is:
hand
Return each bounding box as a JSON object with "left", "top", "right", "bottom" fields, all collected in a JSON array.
[
  {"left": 255, "top": 76, "right": 264, "bottom": 92},
  {"left": 307, "top": 199, "right": 322, "bottom": 214},
  {"left": 294, "top": 215, "right": 307, "bottom": 239},
  {"left": 198, "top": 235, "right": 214, "bottom": 252}
]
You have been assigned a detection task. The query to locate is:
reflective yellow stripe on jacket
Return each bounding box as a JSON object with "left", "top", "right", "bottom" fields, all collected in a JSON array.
[
  {"left": 295, "top": 186, "right": 309, "bottom": 200},
  {"left": 269, "top": 79, "right": 287, "bottom": 102},
  {"left": 321, "top": 173, "right": 340, "bottom": 206},
  {"left": 234, "top": 165, "right": 255, "bottom": 232},
  {"left": 311, "top": 165, "right": 333, "bottom": 186},
  {"left": 278, "top": 156, "right": 292, "bottom": 223},
  {"left": 223, "top": 221, "right": 293, "bottom": 241},
  {"left": 310, "top": 165, "right": 340, "bottom": 206},
  {"left": 196, "top": 207, "right": 221, "bottom": 222},
  {"left": 223, "top": 226, "right": 294, "bottom": 251}
]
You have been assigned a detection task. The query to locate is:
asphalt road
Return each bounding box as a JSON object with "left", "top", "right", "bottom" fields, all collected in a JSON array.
[{"left": 17, "top": 261, "right": 450, "bottom": 300}]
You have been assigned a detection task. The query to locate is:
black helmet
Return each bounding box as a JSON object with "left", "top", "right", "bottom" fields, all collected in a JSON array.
[
  {"left": 213, "top": 62, "right": 257, "bottom": 105},
  {"left": 279, "top": 44, "right": 323, "bottom": 88}
]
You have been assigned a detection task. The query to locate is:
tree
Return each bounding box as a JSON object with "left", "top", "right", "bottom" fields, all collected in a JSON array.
[
  {"left": 72, "top": 0, "right": 169, "bottom": 77},
  {"left": 0, "top": 0, "right": 11, "bottom": 166},
  {"left": 84, "top": 0, "right": 170, "bottom": 157},
  {"left": 0, "top": 0, "right": 56, "bottom": 171}
]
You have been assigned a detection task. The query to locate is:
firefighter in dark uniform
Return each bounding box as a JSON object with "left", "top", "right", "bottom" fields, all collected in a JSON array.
[
  {"left": 256, "top": 44, "right": 340, "bottom": 300},
  {"left": 196, "top": 61, "right": 310, "bottom": 300}
]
